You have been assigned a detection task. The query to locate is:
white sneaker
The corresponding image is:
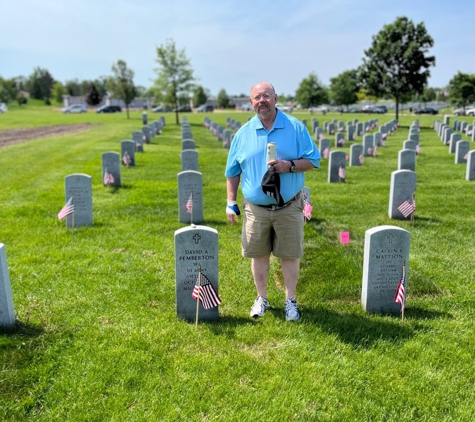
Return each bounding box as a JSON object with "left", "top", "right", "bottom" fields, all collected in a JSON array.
[
  {"left": 285, "top": 296, "right": 300, "bottom": 321},
  {"left": 250, "top": 296, "right": 270, "bottom": 318}
]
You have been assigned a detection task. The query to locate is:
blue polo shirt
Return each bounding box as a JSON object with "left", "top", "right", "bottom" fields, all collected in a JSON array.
[{"left": 225, "top": 110, "right": 320, "bottom": 205}]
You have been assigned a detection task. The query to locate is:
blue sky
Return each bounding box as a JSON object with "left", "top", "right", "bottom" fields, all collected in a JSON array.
[{"left": 1, "top": 0, "right": 474, "bottom": 97}]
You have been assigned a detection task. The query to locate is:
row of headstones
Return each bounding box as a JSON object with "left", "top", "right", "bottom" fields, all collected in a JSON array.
[
  {"left": 179, "top": 117, "right": 204, "bottom": 224},
  {"left": 203, "top": 117, "right": 235, "bottom": 148},
  {"left": 173, "top": 221, "right": 412, "bottom": 322},
  {"left": 452, "top": 119, "right": 474, "bottom": 138},
  {"left": 60, "top": 118, "right": 167, "bottom": 228},
  {"left": 434, "top": 120, "right": 475, "bottom": 180},
  {"left": 314, "top": 119, "right": 398, "bottom": 146},
  {"left": 103, "top": 117, "right": 166, "bottom": 187},
  {"left": 319, "top": 120, "right": 399, "bottom": 183},
  {"left": 1, "top": 116, "right": 172, "bottom": 326}
]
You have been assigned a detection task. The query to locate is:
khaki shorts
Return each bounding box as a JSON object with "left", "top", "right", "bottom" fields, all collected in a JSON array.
[{"left": 241, "top": 196, "right": 304, "bottom": 259}]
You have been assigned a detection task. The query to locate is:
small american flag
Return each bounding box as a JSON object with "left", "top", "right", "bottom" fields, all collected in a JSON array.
[
  {"left": 398, "top": 194, "right": 416, "bottom": 218},
  {"left": 358, "top": 154, "right": 364, "bottom": 165},
  {"left": 337, "top": 138, "right": 345, "bottom": 147},
  {"left": 122, "top": 151, "right": 132, "bottom": 166},
  {"left": 338, "top": 164, "right": 346, "bottom": 181},
  {"left": 373, "top": 145, "right": 378, "bottom": 157},
  {"left": 186, "top": 193, "right": 193, "bottom": 213},
  {"left": 415, "top": 145, "right": 421, "bottom": 155},
  {"left": 394, "top": 262, "right": 406, "bottom": 311},
  {"left": 367, "top": 147, "right": 373, "bottom": 156},
  {"left": 58, "top": 197, "right": 74, "bottom": 220},
  {"left": 303, "top": 202, "right": 313, "bottom": 220},
  {"left": 192, "top": 272, "right": 222, "bottom": 309},
  {"left": 103, "top": 171, "right": 115, "bottom": 186},
  {"left": 323, "top": 147, "right": 330, "bottom": 159}
]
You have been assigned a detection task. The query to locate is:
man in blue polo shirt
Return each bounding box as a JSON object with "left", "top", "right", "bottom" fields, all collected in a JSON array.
[{"left": 225, "top": 81, "right": 320, "bottom": 321}]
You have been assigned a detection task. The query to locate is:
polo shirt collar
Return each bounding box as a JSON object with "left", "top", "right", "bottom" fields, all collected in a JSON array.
[{"left": 251, "top": 109, "right": 285, "bottom": 131}]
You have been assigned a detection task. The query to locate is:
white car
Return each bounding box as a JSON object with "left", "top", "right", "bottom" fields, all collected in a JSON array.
[
  {"left": 276, "top": 103, "right": 293, "bottom": 113},
  {"left": 0, "top": 103, "right": 7, "bottom": 113},
  {"left": 465, "top": 107, "right": 475, "bottom": 116},
  {"left": 62, "top": 104, "right": 87, "bottom": 114},
  {"left": 240, "top": 103, "right": 253, "bottom": 111}
]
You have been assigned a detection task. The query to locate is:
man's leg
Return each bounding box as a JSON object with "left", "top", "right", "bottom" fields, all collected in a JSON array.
[
  {"left": 281, "top": 258, "right": 300, "bottom": 299},
  {"left": 251, "top": 254, "right": 271, "bottom": 298}
]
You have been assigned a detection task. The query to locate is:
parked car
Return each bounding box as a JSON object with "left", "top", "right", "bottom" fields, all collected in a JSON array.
[
  {"left": 196, "top": 104, "right": 214, "bottom": 112},
  {"left": 276, "top": 103, "right": 293, "bottom": 113},
  {"left": 362, "top": 105, "right": 386, "bottom": 114},
  {"left": 465, "top": 107, "right": 475, "bottom": 116},
  {"left": 0, "top": 103, "right": 9, "bottom": 113},
  {"left": 151, "top": 105, "right": 171, "bottom": 112},
  {"left": 453, "top": 107, "right": 467, "bottom": 116},
  {"left": 240, "top": 103, "right": 253, "bottom": 111},
  {"left": 96, "top": 105, "right": 122, "bottom": 113},
  {"left": 172, "top": 105, "right": 192, "bottom": 112},
  {"left": 62, "top": 104, "right": 87, "bottom": 114},
  {"left": 414, "top": 107, "right": 438, "bottom": 115}
]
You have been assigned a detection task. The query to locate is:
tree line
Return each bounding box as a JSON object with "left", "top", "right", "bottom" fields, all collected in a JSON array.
[{"left": 2, "top": 16, "right": 475, "bottom": 122}]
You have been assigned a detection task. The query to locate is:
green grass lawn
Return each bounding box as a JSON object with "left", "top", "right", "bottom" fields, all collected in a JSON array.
[{"left": 1, "top": 106, "right": 474, "bottom": 421}]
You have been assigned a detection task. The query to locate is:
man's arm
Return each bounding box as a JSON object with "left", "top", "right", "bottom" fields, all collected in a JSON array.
[
  {"left": 227, "top": 175, "right": 241, "bottom": 200},
  {"left": 226, "top": 175, "right": 241, "bottom": 225},
  {"left": 268, "top": 158, "right": 315, "bottom": 173}
]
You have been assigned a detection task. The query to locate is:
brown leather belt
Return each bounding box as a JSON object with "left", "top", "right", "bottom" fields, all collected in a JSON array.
[{"left": 258, "top": 192, "right": 301, "bottom": 211}]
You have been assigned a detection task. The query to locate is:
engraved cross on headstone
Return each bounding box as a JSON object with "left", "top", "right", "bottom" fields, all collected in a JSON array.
[{"left": 193, "top": 234, "right": 201, "bottom": 244}]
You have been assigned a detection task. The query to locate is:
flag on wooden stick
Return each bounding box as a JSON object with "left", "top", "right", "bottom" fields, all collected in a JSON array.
[
  {"left": 398, "top": 193, "right": 416, "bottom": 218},
  {"left": 192, "top": 272, "right": 221, "bottom": 309},
  {"left": 103, "top": 170, "right": 115, "bottom": 186},
  {"left": 186, "top": 193, "right": 193, "bottom": 213},
  {"left": 122, "top": 151, "right": 131, "bottom": 166},
  {"left": 394, "top": 260, "right": 406, "bottom": 312},
  {"left": 58, "top": 197, "right": 74, "bottom": 220},
  {"left": 338, "top": 164, "right": 346, "bottom": 182}
]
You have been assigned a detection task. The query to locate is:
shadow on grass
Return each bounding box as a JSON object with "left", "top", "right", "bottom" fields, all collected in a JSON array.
[
  {"left": 0, "top": 319, "right": 45, "bottom": 337},
  {"left": 187, "top": 315, "right": 254, "bottom": 337},
  {"left": 300, "top": 305, "right": 416, "bottom": 348}
]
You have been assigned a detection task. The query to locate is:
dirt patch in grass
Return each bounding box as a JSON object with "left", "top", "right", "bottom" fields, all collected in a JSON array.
[{"left": 0, "top": 124, "right": 99, "bottom": 149}]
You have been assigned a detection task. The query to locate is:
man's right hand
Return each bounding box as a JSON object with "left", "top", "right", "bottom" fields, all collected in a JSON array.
[{"left": 226, "top": 200, "right": 241, "bottom": 225}]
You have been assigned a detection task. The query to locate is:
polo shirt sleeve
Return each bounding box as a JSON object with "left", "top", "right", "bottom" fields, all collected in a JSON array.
[
  {"left": 298, "top": 126, "right": 321, "bottom": 169},
  {"left": 224, "top": 132, "right": 242, "bottom": 178}
]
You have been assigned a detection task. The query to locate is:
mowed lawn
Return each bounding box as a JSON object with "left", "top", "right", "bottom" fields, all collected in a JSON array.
[{"left": 1, "top": 105, "right": 474, "bottom": 421}]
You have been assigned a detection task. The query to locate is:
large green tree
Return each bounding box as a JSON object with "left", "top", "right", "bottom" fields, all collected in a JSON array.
[
  {"left": 295, "top": 72, "right": 329, "bottom": 108},
  {"left": 418, "top": 86, "right": 437, "bottom": 106},
  {"left": 216, "top": 88, "right": 230, "bottom": 108},
  {"left": 26, "top": 67, "right": 55, "bottom": 104},
  {"left": 0, "top": 77, "right": 17, "bottom": 104},
  {"left": 107, "top": 60, "right": 137, "bottom": 119},
  {"left": 329, "top": 70, "right": 359, "bottom": 110},
  {"left": 359, "top": 16, "right": 435, "bottom": 119},
  {"left": 52, "top": 82, "right": 65, "bottom": 105},
  {"left": 85, "top": 83, "right": 102, "bottom": 106},
  {"left": 193, "top": 85, "right": 208, "bottom": 107},
  {"left": 447, "top": 72, "right": 475, "bottom": 107},
  {"left": 154, "top": 38, "right": 195, "bottom": 124}
]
